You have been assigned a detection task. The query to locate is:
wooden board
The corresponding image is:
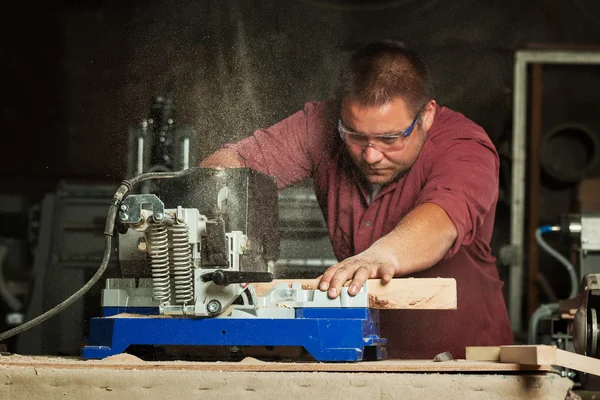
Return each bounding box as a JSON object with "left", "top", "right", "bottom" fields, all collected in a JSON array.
[
  {"left": 251, "top": 278, "right": 457, "bottom": 310},
  {"left": 499, "top": 345, "right": 600, "bottom": 376},
  {"left": 465, "top": 346, "right": 500, "bottom": 362},
  {"left": 0, "top": 355, "right": 553, "bottom": 373},
  {"left": 500, "top": 345, "right": 557, "bottom": 365}
]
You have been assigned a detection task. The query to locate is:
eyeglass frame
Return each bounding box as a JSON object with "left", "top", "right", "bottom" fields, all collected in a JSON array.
[{"left": 337, "top": 108, "right": 423, "bottom": 150}]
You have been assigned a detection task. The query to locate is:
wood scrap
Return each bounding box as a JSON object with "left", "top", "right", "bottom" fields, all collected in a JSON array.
[
  {"left": 499, "top": 345, "right": 600, "bottom": 376},
  {"left": 500, "top": 345, "right": 557, "bottom": 365},
  {"left": 251, "top": 278, "right": 457, "bottom": 310},
  {"left": 433, "top": 351, "right": 453, "bottom": 362},
  {"left": 555, "top": 349, "right": 600, "bottom": 376},
  {"left": 557, "top": 297, "right": 579, "bottom": 319},
  {"left": 465, "top": 346, "right": 500, "bottom": 362}
]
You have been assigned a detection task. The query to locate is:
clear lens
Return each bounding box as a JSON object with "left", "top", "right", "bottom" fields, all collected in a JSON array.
[
  {"left": 345, "top": 132, "right": 370, "bottom": 147},
  {"left": 341, "top": 130, "right": 402, "bottom": 151}
]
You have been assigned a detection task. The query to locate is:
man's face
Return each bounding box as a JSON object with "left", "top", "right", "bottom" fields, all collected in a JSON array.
[{"left": 339, "top": 97, "right": 434, "bottom": 186}]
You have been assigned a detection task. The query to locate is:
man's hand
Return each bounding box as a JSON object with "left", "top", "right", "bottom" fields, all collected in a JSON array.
[
  {"left": 318, "top": 203, "right": 457, "bottom": 299},
  {"left": 200, "top": 149, "right": 245, "bottom": 168},
  {"left": 318, "top": 248, "right": 396, "bottom": 298}
]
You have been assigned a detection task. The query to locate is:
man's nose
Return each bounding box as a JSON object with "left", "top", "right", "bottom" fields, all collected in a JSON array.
[{"left": 362, "top": 144, "right": 384, "bottom": 164}]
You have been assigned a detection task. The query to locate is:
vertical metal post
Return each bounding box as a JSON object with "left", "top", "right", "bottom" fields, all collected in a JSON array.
[
  {"left": 182, "top": 137, "right": 190, "bottom": 170},
  {"left": 136, "top": 136, "right": 144, "bottom": 175},
  {"left": 509, "top": 51, "right": 528, "bottom": 332}
]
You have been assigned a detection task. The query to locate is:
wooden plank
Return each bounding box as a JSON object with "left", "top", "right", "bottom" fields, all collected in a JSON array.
[
  {"left": 250, "top": 278, "right": 457, "bottom": 310},
  {"left": 556, "top": 349, "right": 600, "bottom": 376},
  {"left": 500, "top": 345, "right": 600, "bottom": 376},
  {"left": 0, "top": 355, "right": 553, "bottom": 373},
  {"left": 500, "top": 345, "right": 557, "bottom": 365},
  {"left": 465, "top": 346, "right": 500, "bottom": 362},
  {"left": 557, "top": 297, "right": 578, "bottom": 316}
]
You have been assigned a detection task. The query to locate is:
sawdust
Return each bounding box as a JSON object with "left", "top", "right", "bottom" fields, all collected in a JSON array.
[
  {"left": 107, "top": 313, "right": 173, "bottom": 319},
  {"left": 238, "top": 357, "right": 265, "bottom": 364},
  {"left": 1, "top": 354, "right": 80, "bottom": 364},
  {"left": 98, "top": 353, "right": 144, "bottom": 363},
  {"left": 369, "top": 294, "right": 393, "bottom": 308}
]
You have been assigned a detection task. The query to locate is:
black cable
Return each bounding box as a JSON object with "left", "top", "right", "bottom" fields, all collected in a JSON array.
[{"left": 0, "top": 169, "right": 190, "bottom": 343}]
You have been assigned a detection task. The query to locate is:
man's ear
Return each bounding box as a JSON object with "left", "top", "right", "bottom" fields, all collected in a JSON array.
[{"left": 422, "top": 99, "right": 437, "bottom": 131}]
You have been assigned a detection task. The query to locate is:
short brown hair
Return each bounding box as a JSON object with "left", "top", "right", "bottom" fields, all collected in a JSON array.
[{"left": 337, "top": 39, "right": 434, "bottom": 116}]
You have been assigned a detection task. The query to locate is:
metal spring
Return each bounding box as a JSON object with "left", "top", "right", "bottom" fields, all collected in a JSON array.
[
  {"left": 146, "top": 224, "right": 170, "bottom": 303},
  {"left": 169, "top": 222, "right": 193, "bottom": 304}
]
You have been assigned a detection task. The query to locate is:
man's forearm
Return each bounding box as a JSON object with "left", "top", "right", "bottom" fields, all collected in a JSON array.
[
  {"left": 369, "top": 202, "right": 458, "bottom": 276},
  {"left": 200, "top": 148, "right": 245, "bottom": 168}
]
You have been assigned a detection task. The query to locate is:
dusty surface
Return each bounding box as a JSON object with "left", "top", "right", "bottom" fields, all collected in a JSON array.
[
  {"left": 0, "top": 365, "right": 573, "bottom": 400},
  {"left": 0, "top": 354, "right": 555, "bottom": 372}
]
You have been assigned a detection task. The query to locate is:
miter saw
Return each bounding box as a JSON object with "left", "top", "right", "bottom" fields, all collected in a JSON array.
[{"left": 81, "top": 167, "right": 386, "bottom": 362}]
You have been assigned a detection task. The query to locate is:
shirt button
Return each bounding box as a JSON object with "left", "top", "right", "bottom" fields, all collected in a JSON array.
[{"left": 365, "top": 221, "right": 371, "bottom": 227}]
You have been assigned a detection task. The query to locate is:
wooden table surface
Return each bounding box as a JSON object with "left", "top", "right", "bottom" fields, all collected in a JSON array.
[{"left": 0, "top": 354, "right": 555, "bottom": 373}]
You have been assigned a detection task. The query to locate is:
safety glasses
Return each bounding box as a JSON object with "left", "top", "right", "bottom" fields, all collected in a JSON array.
[{"left": 337, "top": 109, "right": 422, "bottom": 151}]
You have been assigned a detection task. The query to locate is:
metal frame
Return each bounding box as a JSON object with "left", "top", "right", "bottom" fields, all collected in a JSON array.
[{"left": 510, "top": 50, "right": 600, "bottom": 331}]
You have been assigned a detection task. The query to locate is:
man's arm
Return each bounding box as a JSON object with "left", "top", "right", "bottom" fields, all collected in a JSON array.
[
  {"left": 318, "top": 202, "right": 458, "bottom": 297},
  {"left": 200, "top": 148, "right": 245, "bottom": 168},
  {"left": 198, "top": 101, "right": 332, "bottom": 189}
]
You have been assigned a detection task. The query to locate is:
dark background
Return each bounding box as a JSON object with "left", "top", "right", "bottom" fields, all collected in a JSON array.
[
  {"left": 1, "top": 0, "right": 600, "bottom": 341},
  {"left": 3, "top": 0, "right": 599, "bottom": 196}
]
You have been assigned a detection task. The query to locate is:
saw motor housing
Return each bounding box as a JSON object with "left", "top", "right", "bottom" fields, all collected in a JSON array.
[{"left": 111, "top": 168, "right": 280, "bottom": 317}]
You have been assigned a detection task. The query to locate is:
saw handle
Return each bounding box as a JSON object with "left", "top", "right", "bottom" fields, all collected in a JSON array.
[{"left": 202, "top": 270, "right": 273, "bottom": 286}]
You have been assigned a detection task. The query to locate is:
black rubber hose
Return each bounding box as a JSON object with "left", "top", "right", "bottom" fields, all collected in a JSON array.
[{"left": 0, "top": 169, "right": 190, "bottom": 343}]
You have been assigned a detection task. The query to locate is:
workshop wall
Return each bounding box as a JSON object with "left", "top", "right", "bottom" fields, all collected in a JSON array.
[{"left": 4, "top": 0, "right": 600, "bottom": 197}]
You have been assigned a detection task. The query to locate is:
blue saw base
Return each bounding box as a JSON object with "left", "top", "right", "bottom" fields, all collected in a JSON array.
[{"left": 82, "top": 307, "right": 387, "bottom": 362}]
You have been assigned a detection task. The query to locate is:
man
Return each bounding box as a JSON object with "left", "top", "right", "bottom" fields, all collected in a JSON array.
[{"left": 201, "top": 39, "right": 513, "bottom": 359}]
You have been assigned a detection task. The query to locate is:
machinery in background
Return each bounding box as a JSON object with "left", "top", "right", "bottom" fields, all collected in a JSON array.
[
  {"left": 530, "top": 213, "right": 600, "bottom": 384},
  {"left": 275, "top": 181, "right": 337, "bottom": 278},
  {"left": 564, "top": 214, "right": 600, "bottom": 279},
  {"left": 15, "top": 183, "right": 119, "bottom": 355},
  {"left": 127, "top": 95, "right": 195, "bottom": 190},
  {"left": 561, "top": 214, "right": 600, "bottom": 388},
  {"left": 82, "top": 168, "right": 386, "bottom": 362},
  {"left": 572, "top": 273, "right": 600, "bottom": 388},
  {"left": 0, "top": 194, "right": 30, "bottom": 351}
]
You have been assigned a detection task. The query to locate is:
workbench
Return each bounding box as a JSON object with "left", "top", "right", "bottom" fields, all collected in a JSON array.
[{"left": 0, "top": 354, "right": 573, "bottom": 399}]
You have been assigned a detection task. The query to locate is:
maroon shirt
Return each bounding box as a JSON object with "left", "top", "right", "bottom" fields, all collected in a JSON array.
[{"left": 226, "top": 100, "right": 513, "bottom": 359}]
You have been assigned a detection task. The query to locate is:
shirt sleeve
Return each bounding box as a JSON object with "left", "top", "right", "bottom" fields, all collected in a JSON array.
[
  {"left": 415, "top": 135, "right": 499, "bottom": 258},
  {"left": 223, "top": 102, "right": 328, "bottom": 190}
]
